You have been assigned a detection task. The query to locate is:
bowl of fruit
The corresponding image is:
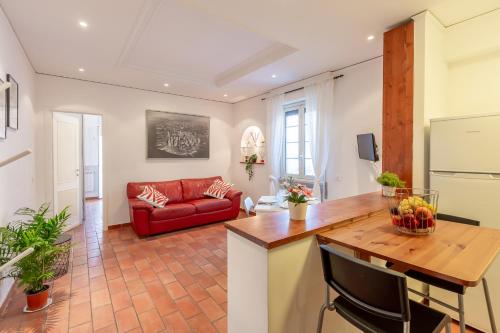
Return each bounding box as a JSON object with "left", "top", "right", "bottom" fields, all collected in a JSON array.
[{"left": 389, "top": 188, "right": 439, "bottom": 235}]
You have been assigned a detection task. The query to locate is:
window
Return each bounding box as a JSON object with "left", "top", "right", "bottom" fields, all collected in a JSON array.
[{"left": 284, "top": 102, "right": 314, "bottom": 178}]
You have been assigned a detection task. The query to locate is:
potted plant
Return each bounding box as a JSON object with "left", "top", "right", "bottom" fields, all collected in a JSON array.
[
  {"left": 285, "top": 180, "right": 313, "bottom": 220},
  {"left": 245, "top": 153, "right": 258, "bottom": 181},
  {"left": 3, "top": 204, "right": 70, "bottom": 312},
  {"left": 376, "top": 172, "right": 405, "bottom": 197}
]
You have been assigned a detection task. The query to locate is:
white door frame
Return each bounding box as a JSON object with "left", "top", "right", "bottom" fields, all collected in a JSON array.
[{"left": 52, "top": 110, "right": 108, "bottom": 231}]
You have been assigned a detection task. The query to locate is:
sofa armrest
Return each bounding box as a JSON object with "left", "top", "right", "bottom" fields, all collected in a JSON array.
[
  {"left": 128, "top": 199, "right": 154, "bottom": 212},
  {"left": 225, "top": 189, "right": 242, "bottom": 201}
]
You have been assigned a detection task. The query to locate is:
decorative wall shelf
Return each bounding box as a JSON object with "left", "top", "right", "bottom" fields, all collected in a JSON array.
[{"left": 240, "top": 126, "right": 265, "bottom": 163}]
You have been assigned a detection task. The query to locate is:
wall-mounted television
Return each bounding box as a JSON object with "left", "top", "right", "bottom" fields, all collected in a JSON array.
[{"left": 357, "top": 133, "right": 379, "bottom": 162}]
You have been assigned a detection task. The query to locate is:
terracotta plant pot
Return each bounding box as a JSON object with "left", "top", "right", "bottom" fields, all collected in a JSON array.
[
  {"left": 382, "top": 186, "right": 396, "bottom": 197},
  {"left": 289, "top": 202, "right": 308, "bottom": 220},
  {"left": 26, "top": 285, "right": 50, "bottom": 311}
]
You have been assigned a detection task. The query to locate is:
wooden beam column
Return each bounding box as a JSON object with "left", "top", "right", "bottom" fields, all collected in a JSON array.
[{"left": 382, "top": 21, "right": 414, "bottom": 187}]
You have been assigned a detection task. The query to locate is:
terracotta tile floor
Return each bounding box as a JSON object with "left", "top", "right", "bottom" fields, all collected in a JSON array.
[{"left": 0, "top": 199, "right": 235, "bottom": 333}]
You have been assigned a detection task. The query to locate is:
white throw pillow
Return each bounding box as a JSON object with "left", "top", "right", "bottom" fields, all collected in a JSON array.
[
  {"left": 204, "top": 179, "right": 233, "bottom": 199},
  {"left": 137, "top": 186, "right": 169, "bottom": 208}
]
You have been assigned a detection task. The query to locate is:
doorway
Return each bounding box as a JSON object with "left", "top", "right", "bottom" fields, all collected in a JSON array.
[{"left": 52, "top": 112, "right": 103, "bottom": 231}]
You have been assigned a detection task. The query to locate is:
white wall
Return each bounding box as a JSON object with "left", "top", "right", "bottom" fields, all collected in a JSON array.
[
  {"left": 412, "top": 11, "right": 448, "bottom": 188},
  {"left": 0, "top": 7, "right": 36, "bottom": 306},
  {"left": 327, "top": 58, "right": 383, "bottom": 199},
  {"left": 413, "top": 9, "right": 500, "bottom": 186},
  {"left": 35, "top": 75, "right": 234, "bottom": 226},
  {"left": 231, "top": 57, "right": 383, "bottom": 204},
  {"left": 446, "top": 9, "right": 500, "bottom": 117}
]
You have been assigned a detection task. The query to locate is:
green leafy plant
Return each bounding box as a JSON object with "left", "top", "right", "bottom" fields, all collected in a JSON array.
[
  {"left": 245, "top": 154, "right": 258, "bottom": 181},
  {"left": 376, "top": 172, "right": 405, "bottom": 188},
  {"left": 6, "top": 204, "right": 70, "bottom": 294}
]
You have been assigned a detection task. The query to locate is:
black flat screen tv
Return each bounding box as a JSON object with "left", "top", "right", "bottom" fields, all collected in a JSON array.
[{"left": 357, "top": 133, "right": 379, "bottom": 162}]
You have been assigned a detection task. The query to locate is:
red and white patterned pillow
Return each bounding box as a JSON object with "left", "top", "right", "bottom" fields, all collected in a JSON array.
[
  {"left": 137, "top": 186, "right": 169, "bottom": 208},
  {"left": 204, "top": 179, "right": 233, "bottom": 199}
]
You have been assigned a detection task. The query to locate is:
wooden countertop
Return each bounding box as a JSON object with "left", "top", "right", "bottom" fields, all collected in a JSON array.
[
  {"left": 317, "top": 213, "right": 500, "bottom": 287},
  {"left": 224, "top": 192, "right": 388, "bottom": 249}
]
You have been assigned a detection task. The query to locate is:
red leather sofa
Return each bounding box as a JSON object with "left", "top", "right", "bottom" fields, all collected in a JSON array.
[{"left": 127, "top": 176, "right": 242, "bottom": 237}]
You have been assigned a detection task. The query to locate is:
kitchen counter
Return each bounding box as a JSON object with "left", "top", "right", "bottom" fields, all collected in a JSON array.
[
  {"left": 225, "top": 191, "right": 388, "bottom": 249},
  {"left": 225, "top": 191, "right": 390, "bottom": 333}
]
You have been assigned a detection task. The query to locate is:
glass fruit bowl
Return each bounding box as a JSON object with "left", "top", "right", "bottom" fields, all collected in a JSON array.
[{"left": 389, "top": 188, "right": 439, "bottom": 235}]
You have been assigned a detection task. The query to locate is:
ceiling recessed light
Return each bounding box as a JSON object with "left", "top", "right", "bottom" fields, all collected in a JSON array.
[
  {"left": 271, "top": 74, "right": 277, "bottom": 79},
  {"left": 367, "top": 35, "right": 375, "bottom": 41},
  {"left": 163, "top": 83, "right": 169, "bottom": 87},
  {"left": 223, "top": 94, "right": 228, "bottom": 97},
  {"left": 79, "top": 21, "right": 88, "bottom": 28},
  {"left": 78, "top": 68, "right": 85, "bottom": 72}
]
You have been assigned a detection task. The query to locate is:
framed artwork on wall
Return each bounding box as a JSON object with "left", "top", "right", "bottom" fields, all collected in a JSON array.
[
  {"left": 6, "top": 74, "right": 19, "bottom": 130},
  {"left": 146, "top": 110, "right": 210, "bottom": 159},
  {"left": 0, "top": 78, "right": 6, "bottom": 140}
]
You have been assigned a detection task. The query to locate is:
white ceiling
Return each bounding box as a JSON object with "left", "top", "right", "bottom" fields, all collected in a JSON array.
[{"left": 1, "top": 0, "right": 498, "bottom": 103}]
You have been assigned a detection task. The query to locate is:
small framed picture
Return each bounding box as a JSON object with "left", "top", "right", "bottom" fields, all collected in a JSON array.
[
  {"left": 0, "top": 78, "right": 6, "bottom": 140},
  {"left": 6, "top": 74, "right": 19, "bottom": 130}
]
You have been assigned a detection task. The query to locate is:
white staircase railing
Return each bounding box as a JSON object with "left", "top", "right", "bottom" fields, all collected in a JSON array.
[{"left": 0, "top": 149, "right": 32, "bottom": 168}]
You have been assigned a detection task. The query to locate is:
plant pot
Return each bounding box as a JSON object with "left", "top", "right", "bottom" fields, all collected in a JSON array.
[
  {"left": 382, "top": 186, "right": 396, "bottom": 197},
  {"left": 289, "top": 202, "right": 308, "bottom": 220},
  {"left": 26, "top": 285, "right": 50, "bottom": 312}
]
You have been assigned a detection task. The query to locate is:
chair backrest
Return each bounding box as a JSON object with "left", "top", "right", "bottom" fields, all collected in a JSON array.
[
  {"left": 319, "top": 245, "right": 411, "bottom": 322},
  {"left": 268, "top": 175, "right": 279, "bottom": 195},
  {"left": 436, "top": 213, "right": 479, "bottom": 226},
  {"left": 243, "top": 197, "right": 254, "bottom": 217}
]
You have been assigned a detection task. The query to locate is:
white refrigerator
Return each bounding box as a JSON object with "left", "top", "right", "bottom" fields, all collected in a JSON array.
[{"left": 430, "top": 114, "right": 500, "bottom": 332}]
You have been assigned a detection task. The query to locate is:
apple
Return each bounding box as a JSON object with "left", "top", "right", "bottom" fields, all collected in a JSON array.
[
  {"left": 403, "top": 214, "right": 419, "bottom": 229},
  {"left": 415, "top": 206, "right": 432, "bottom": 219},
  {"left": 392, "top": 216, "right": 403, "bottom": 226}
]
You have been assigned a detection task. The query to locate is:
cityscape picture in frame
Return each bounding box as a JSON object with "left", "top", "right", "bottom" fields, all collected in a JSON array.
[
  {"left": 146, "top": 110, "right": 210, "bottom": 159},
  {"left": 0, "top": 78, "right": 6, "bottom": 140},
  {"left": 6, "top": 74, "right": 19, "bottom": 130}
]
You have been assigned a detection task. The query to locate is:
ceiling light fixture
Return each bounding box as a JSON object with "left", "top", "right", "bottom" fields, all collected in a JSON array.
[
  {"left": 367, "top": 35, "right": 375, "bottom": 41},
  {"left": 79, "top": 21, "right": 88, "bottom": 28},
  {"left": 78, "top": 68, "right": 85, "bottom": 72},
  {"left": 163, "top": 83, "right": 169, "bottom": 87},
  {"left": 271, "top": 74, "right": 277, "bottom": 79}
]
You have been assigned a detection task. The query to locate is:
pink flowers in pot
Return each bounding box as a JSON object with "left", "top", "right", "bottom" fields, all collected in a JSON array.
[{"left": 286, "top": 183, "right": 313, "bottom": 204}]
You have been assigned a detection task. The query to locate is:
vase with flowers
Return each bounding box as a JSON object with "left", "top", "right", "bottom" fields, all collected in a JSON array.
[{"left": 284, "top": 179, "right": 313, "bottom": 220}]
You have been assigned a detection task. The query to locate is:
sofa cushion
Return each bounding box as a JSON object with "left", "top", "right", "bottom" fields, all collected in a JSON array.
[
  {"left": 181, "top": 176, "right": 222, "bottom": 201},
  {"left": 187, "top": 198, "right": 232, "bottom": 214},
  {"left": 150, "top": 203, "right": 196, "bottom": 221},
  {"left": 137, "top": 186, "right": 169, "bottom": 208},
  {"left": 127, "top": 180, "right": 183, "bottom": 203},
  {"left": 204, "top": 179, "right": 233, "bottom": 199}
]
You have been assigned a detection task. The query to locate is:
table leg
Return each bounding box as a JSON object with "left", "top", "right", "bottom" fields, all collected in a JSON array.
[
  {"left": 458, "top": 294, "right": 466, "bottom": 333},
  {"left": 483, "top": 278, "right": 497, "bottom": 333}
]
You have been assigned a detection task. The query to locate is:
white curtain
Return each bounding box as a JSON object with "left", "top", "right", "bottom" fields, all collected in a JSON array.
[
  {"left": 305, "top": 79, "right": 334, "bottom": 199},
  {"left": 266, "top": 94, "right": 285, "bottom": 195}
]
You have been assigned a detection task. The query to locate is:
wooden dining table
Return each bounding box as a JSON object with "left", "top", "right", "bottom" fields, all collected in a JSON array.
[{"left": 317, "top": 212, "right": 500, "bottom": 288}]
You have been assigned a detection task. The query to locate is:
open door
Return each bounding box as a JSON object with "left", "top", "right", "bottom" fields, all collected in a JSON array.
[{"left": 53, "top": 112, "right": 82, "bottom": 230}]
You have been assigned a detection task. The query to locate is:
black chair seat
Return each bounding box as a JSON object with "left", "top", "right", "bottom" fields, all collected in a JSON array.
[
  {"left": 405, "top": 269, "right": 466, "bottom": 294},
  {"left": 385, "top": 262, "right": 465, "bottom": 294},
  {"left": 334, "top": 296, "right": 449, "bottom": 333}
]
